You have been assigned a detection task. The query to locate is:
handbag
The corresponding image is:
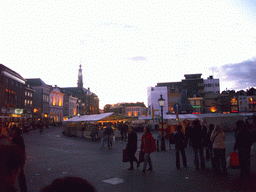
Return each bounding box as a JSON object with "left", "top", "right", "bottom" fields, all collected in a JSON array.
[
  {"left": 122, "top": 149, "right": 129, "bottom": 162},
  {"left": 229, "top": 152, "right": 240, "bottom": 169},
  {"left": 139, "top": 151, "right": 144, "bottom": 163}
]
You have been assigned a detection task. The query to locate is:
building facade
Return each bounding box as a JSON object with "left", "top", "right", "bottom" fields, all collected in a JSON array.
[
  {"left": 0, "top": 64, "right": 26, "bottom": 118},
  {"left": 24, "top": 82, "right": 35, "bottom": 119},
  {"left": 147, "top": 86, "right": 168, "bottom": 118},
  {"left": 49, "top": 86, "right": 64, "bottom": 122},
  {"left": 26, "top": 78, "right": 51, "bottom": 121},
  {"left": 62, "top": 91, "right": 78, "bottom": 120},
  {"left": 104, "top": 102, "right": 147, "bottom": 117}
]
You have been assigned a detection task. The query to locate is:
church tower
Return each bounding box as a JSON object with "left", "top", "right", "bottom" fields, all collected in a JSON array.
[{"left": 77, "top": 64, "right": 83, "bottom": 88}]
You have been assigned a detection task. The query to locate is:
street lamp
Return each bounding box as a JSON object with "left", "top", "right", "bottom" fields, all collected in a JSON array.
[
  {"left": 77, "top": 99, "right": 81, "bottom": 117},
  {"left": 158, "top": 94, "right": 166, "bottom": 151}
]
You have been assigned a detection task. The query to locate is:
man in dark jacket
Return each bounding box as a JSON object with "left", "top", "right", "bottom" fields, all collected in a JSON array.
[
  {"left": 189, "top": 119, "right": 205, "bottom": 169},
  {"left": 11, "top": 126, "right": 27, "bottom": 192},
  {"left": 0, "top": 144, "right": 25, "bottom": 192},
  {"left": 126, "top": 126, "right": 139, "bottom": 170},
  {"left": 174, "top": 125, "right": 187, "bottom": 169},
  {"left": 234, "top": 121, "right": 253, "bottom": 178}
]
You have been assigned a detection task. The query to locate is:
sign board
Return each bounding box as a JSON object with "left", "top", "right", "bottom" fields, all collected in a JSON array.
[{"left": 173, "top": 103, "right": 181, "bottom": 111}]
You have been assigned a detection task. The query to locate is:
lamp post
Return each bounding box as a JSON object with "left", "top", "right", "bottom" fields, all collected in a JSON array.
[
  {"left": 158, "top": 94, "right": 166, "bottom": 151},
  {"left": 77, "top": 99, "right": 81, "bottom": 117}
]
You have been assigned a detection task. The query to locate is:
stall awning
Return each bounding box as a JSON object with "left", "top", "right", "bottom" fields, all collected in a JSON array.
[{"left": 64, "top": 112, "right": 133, "bottom": 122}]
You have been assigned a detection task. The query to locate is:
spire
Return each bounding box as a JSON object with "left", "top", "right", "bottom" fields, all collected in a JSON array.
[{"left": 77, "top": 64, "right": 83, "bottom": 88}]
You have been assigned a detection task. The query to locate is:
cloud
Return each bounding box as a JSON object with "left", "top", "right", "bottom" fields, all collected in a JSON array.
[
  {"left": 218, "top": 59, "right": 256, "bottom": 90},
  {"left": 129, "top": 56, "right": 147, "bottom": 61}
]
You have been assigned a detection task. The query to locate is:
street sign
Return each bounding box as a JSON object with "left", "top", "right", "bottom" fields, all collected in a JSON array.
[{"left": 173, "top": 103, "right": 181, "bottom": 111}]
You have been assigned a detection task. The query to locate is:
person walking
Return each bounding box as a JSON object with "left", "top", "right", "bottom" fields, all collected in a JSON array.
[
  {"left": 11, "top": 126, "right": 27, "bottom": 192},
  {"left": 189, "top": 119, "right": 205, "bottom": 170},
  {"left": 123, "top": 122, "right": 128, "bottom": 142},
  {"left": 174, "top": 125, "right": 187, "bottom": 169},
  {"left": 38, "top": 121, "right": 44, "bottom": 135},
  {"left": 105, "top": 123, "right": 114, "bottom": 149},
  {"left": 141, "top": 125, "right": 156, "bottom": 173},
  {"left": 234, "top": 121, "right": 253, "bottom": 178},
  {"left": 126, "top": 126, "right": 140, "bottom": 170},
  {"left": 205, "top": 124, "right": 215, "bottom": 161},
  {"left": 210, "top": 124, "right": 227, "bottom": 175},
  {"left": 99, "top": 126, "right": 105, "bottom": 149},
  {"left": 185, "top": 120, "right": 192, "bottom": 147}
]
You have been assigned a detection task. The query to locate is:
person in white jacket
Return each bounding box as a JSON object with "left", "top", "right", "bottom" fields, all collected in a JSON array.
[{"left": 210, "top": 124, "right": 227, "bottom": 175}]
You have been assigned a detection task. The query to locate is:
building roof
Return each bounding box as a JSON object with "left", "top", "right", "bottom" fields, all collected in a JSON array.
[
  {"left": 184, "top": 74, "right": 202, "bottom": 80},
  {"left": 26, "top": 78, "right": 49, "bottom": 87},
  {"left": 0, "top": 64, "right": 26, "bottom": 82}
]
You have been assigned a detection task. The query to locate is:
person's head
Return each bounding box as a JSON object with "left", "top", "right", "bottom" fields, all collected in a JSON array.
[
  {"left": 0, "top": 144, "right": 25, "bottom": 188},
  {"left": 236, "top": 120, "right": 244, "bottom": 130},
  {"left": 41, "top": 176, "right": 96, "bottom": 192},
  {"left": 144, "top": 125, "right": 151, "bottom": 133},
  {"left": 214, "top": 124, "right": 223, "bottom": 133},
  {"left": 12, "top": 127, "right": 22, "bottom": 138},
  {"left": 209, "top": 124, "right": 214, "bottom": 131},
  {"left": 177, "top": 125, "right": 182, "bottom": 132},
  {"left": 192, "top": 119, "right": 201, "bottom": 129}
]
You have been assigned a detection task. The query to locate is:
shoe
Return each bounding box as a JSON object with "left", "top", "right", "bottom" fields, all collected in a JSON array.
[
  {"left": 142, "top": 169, "right": 146, "bottom": 173},
  {"left": 128, "top": 167, "right": 134, "bottom": 170},
  {"left": 147, "top": 168, "right": 152, "bottom": 171},
  {"left": 137, "top": 162, "right": 140, "bottom": 168}
]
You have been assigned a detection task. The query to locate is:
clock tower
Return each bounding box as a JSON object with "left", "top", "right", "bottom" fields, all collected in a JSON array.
[{"left": 77, "top": 64, "right": 83, "bottom": 88}]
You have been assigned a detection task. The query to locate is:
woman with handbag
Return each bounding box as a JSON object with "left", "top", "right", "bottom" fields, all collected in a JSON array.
[
  {"left": 126, "top": 126, "right": 140, "bottom": 170},
  {"left": 210, "top": 124, "right": 227, "bottom": 175},
  {"left": 141, "top": 125, "right": 156, "bottom": 173}
]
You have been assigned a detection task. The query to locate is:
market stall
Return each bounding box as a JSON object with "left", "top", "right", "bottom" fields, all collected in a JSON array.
[{"left": 63, "top": 112, "right": 134, "bottom": 138}]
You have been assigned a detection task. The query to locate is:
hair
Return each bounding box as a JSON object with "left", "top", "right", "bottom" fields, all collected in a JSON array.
[
  {"left": 192, "top": 119, "right": 201, "bottom": 130},
  {"left": 236, "top": 120, "right": 244, "bottom": 130},
  {"left": 14, "top": 127, "right": 22, "bottom": 137},
  {"left": 214, "top": 124, "right": 223, "bottom": 133},
  {"left": 209, "top": 124, "right": 214, "bottom": 131},
  {"left": 177, "top": 125, "right": 182, "bottom": 132},
  {"left": 41, "top": 176, "right": 96, "bottom": 192},
  {"left": 0, "top": 144, "right": 25, "bottom": 177},
  {"left": 145, "top": 125, "right": 151, "bottom": 133}
]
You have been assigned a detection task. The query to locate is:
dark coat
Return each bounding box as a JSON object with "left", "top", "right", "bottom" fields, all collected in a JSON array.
[
  {"left": 189, "top": 126, "right": 204, "bottom": 149},
  {"left": 127, "top": 130, "right": 137, "bottom": 152},
  {"left": 234, "top": 129, "right": 253, "bottom": 151},
  {"left": 12, "top": 136, "right": 25, "bottom": 152},
  {"left": 174, "top": 131, "right": 186, "bottom": 149}
]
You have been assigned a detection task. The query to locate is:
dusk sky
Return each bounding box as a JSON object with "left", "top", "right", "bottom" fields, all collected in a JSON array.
[{"left": 1, "top": 0, "right": 256, "bottom": 109}]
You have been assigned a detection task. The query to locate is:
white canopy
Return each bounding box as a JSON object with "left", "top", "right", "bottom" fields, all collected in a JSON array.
[{"left": 64, "top": 112, "right": 114, "bottom": 122}]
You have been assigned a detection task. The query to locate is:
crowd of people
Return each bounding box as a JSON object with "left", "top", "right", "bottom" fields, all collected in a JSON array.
[
  {"left": 1, "top": 117, "right": 255, "bottom": 191},
  {"left": 124, "top": 118, "right": 256, "bottom": 179}
]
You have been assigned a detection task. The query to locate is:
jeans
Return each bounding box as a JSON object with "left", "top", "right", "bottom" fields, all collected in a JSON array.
[
  {"left": 238, "top": 147, "right": 251, "bottom": 176},
  {"left": 128, "top": 150, "right": 139, "bottom": 168},
  {"left": 193, "top": 147, "right": 205, "bottom": 169},
  {"left": 100, "top": 137, "right": 105, "bottom": 149},
  {"left": 213, "top": 148, "right": 227, "bottom": 173},
  {"left": 18, "top": 166, "right": 27, "bottom": 192},
  {"left": 143, "top": 153, "right": 152, "bottom": 170},
  {"left": 176, "top": 148, "right": 187, "bottom": 169}
]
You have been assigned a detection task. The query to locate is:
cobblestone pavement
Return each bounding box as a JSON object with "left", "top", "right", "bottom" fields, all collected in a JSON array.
[{"left": 22, "top": 127, "right": 256, "bottom": 192}]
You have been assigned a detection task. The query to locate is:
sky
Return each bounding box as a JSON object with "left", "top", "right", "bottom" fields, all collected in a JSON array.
[{"left": 1, "top": 0, "right": 256, "bottom": 109}]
